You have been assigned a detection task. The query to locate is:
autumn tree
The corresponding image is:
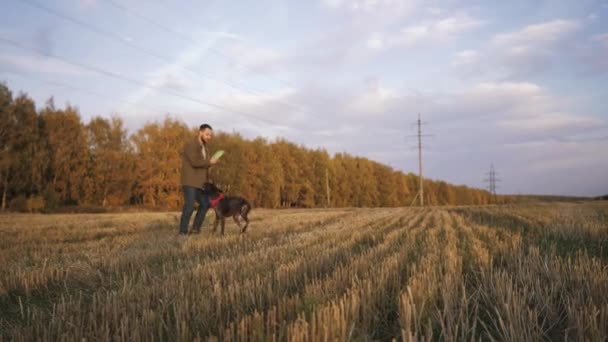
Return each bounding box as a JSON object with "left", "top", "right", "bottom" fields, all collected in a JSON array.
[
  {"left": 0, "top": 83, "right": 13, "bottom": 210},
  {"left": 374, "top": 164, "right": 399, "bottom": 207},
  {"left": 331, "top": 153, "right": 354, "bottom": 207},
  {"left": 309, "top": 149, "right": 332, "bottom": 207},
  {"left": 40, "top": 102, "right": 90, "bottom": 205},
  {"left": 436, "top": 181, "right": 455, "bottom": 205},
  {"left": 131, "top": 117, "right": 189, "bottom": 208},
  {"left": 211, "top": 132, "right": 248, "bottom": 196},
  {"left": 86, "top": 116, "right": 135, "bottom": 206},
  {"left": 250, "top": 138, "right": 283, "bottom": 208},
  {"left": 0, "top": 91, "right": 49, "bottom": 211},
  {"left": 272, "top": 140, "right": 300, "bottom": 207},
  {"left": 10, "top": 94, "right": 49, "bottom": 197}
]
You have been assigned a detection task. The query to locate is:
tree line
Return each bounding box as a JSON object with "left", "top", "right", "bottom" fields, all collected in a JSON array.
[{"left": 0, "top": 82, "right": 504, "bottom": 212}]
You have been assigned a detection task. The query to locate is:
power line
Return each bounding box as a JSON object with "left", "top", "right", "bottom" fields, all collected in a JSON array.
[
  {"left": 101, "top": 0, "right": 296, "bottom": 90},
  {"left": 0, "top": 36, "right": 284, "bottom": 126},
  {"left": 98, "top": 0, "right": 331, "bottom": 120},
  {"left": 19, "top": 0, "right": 313, "bottom": 117},
  {"left": 3, "top": 69, "right": 177, "bottom": 117}
]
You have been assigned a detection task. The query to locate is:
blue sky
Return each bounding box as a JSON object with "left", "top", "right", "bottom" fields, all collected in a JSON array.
[{"left": 1, "top": 0, "right": 607, "bottom": 196}]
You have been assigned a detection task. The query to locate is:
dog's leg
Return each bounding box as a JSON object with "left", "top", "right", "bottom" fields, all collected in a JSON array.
[
  {"left": 213, "top": 210, "right": 220, "bottom": 233},
  {"left": 233, "top": 215, "right": 241, "bottom": 230},
  {"left": 240, "top": 204, "right": 250, "bottom": 233},
  {"left": 221, "top": 218, "right": 226, "bottom": 236},
  {"left": 241, "top": 217, "right": 249, "bottom": 233}
]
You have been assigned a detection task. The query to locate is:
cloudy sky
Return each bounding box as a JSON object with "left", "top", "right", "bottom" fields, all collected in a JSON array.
[{"left": 1, "top": 0, "right": 607, "bottom": 196}]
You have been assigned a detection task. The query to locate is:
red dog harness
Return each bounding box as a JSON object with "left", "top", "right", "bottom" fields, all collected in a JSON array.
[{"left": 210, "top": 194, "right": 225, "bottom": 208}]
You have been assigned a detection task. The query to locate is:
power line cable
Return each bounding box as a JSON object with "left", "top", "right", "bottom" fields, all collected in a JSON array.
[
  {"left": 102, "top": 0, "right": 297, "bottom": 90},
  {"left": 98, "top": 0, "right": 328, "bottom": 120},
  {"left": 19, "top": 0, "right": 317, "bottom": 118},
  {"left": 0, "top": 36, "right": 285, "bottom": 126},
  {"left": 2, "top": 69, "right": 178, "bottom": 117}
]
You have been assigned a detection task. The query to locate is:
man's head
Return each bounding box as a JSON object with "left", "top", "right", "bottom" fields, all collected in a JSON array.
[{"left": 199, "top": 123, "right": 213, "bottom": 144}]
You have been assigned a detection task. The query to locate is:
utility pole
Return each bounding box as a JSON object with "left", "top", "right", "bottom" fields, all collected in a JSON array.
[
  {"left": 417, "top": 114, "right": 424, "bottom": 206},
  {"left": 325, "top": 168, "right": 331, "bottom": 208},
  {"left": 406, "top": 114, "right": 432, "bottom": 207},
  {"left": 484, "top": 164, "right": 501, "bottom": 204}
]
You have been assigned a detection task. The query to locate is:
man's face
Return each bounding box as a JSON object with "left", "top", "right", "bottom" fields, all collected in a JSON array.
[{"left": 200, "top": 128, "right": 213, "bottom": 143}]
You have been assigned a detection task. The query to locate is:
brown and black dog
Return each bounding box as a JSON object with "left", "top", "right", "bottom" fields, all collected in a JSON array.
[{"left": 201, "top": 182, "right": 251, "bottom": 235}]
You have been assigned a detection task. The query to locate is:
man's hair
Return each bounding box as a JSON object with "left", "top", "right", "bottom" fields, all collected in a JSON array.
[{"left": 199, "top": 124, "right": 213, "bottom": 131}]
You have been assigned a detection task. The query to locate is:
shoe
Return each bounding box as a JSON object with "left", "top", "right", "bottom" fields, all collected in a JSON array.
[
  {"left": 178, "top": 232, "right": 188, "bottom": 236},
  {"left": 188, "top": 229, "right": 201, "bottom": 235}
]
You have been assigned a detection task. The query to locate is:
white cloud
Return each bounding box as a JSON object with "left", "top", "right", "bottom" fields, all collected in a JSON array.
[
  {"left": 466, "top": 81, "right": 542, "bottom": 96},
  {"left": 215, "top": 87, "right": 296, "bottom": 109},
  {"left": 452, "top": 19, "right": 583, "bottom": 78},
  {"left": 366, "top": 34, "right": 385, "bottom": 50},
  {"left": 157, "top": 72, "right": 193, "bottom": 92},
  {"left": 222, "top": 43, "right": 285, "bottom": 74},
  {"left": 499, "top": 113, "right": 601, "bottom": 132},
  {"left": 320, "top": 0, "right": 419, "bottom": 29},
  {"left": 321, "top": 0, "right": 416, "bottom": 13},
  {"left": 503, "top": 139, "right": 608, "bottom": 174},
  {"left": 435, "top": 14, "right": 484, "bottom": 34},
  {"left": 452, "top": 49, "right": 479, "bottom": 65},
  {"left": 491, "top": 19, "right": 580, "bottom": 47},
  {"left": 327, "top": 80, "right": 600, "bottom": 139},
  {"left": 348, "top": 86, "right": 398, "bottom": 115},
  {"left": 125, "top": 28, "right": 233, "bottom": 109},
  {"left": 425, "top": 6, "right": 442, "bottom": 16},
  {"left": 395, "top": 24, "right": 430, "bottom": 46},
  {"left": 321, "top": 0, "right": 345, "bottom": 8},
  {"left": 366, "top": 13, "right": 484, "bottom": 51},
  {"left": 449, "top": 81, "right": 551, "bottom": 118},
  {"left": 490, "top": 19, "right": 580, "bottom": 75}
]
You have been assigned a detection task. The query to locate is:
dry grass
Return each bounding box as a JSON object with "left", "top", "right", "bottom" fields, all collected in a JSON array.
[{"left": 0, "top": 203, "right": 607, "bottom": 341}]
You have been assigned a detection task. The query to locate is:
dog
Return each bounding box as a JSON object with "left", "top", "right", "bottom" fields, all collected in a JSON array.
[{"left": 201, "top": 182, "right": 251, "bottom": 235}]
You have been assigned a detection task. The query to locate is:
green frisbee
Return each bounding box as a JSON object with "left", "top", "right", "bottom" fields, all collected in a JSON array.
[{"left": 211, "top": 150, "right": 225, "bottom": 161}]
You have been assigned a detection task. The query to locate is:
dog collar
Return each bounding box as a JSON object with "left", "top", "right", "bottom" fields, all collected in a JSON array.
[{"left": 210, "top": 194, "right": 225, "bottom": 208}]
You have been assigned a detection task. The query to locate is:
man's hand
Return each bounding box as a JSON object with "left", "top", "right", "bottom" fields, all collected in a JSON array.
[{"left": 210, "top": 158, "right": 219, "bottom": 165}]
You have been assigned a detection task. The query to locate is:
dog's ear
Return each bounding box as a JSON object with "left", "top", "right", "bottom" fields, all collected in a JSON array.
[{"left": 204, "top": 182, "right": 221, "bottom": 193}]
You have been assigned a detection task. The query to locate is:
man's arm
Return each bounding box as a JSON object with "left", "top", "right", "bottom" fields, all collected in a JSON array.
[{"left": 184, "top": 142, "right": 212, "bottom": 168}]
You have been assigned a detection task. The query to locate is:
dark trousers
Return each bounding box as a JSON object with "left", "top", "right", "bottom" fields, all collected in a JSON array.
[{"left": 179, "top": 186, "right": 210, "bottom": 234}]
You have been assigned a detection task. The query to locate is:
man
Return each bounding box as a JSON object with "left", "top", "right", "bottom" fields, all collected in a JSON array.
[{"left": 179, "top": 124, "right": 218, "bottom": 235}]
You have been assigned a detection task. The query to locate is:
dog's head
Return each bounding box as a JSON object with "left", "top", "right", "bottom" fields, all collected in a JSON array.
[{"left": 201, "top": 182, "right": 224, "bottom": 196}]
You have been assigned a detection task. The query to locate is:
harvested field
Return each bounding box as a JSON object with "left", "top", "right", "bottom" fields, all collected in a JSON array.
[{"left": 1, "top": 203, "right": 607, "bottom": 341}]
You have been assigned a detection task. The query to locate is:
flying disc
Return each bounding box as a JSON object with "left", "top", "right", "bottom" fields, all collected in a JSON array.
[{"left": 211, "top": 150, "right": 225, "bottom": 161}]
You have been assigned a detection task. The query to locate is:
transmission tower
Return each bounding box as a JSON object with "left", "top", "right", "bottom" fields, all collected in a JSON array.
[{"left": 484, "top": 164, "right": 501, "bottom": 204}]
